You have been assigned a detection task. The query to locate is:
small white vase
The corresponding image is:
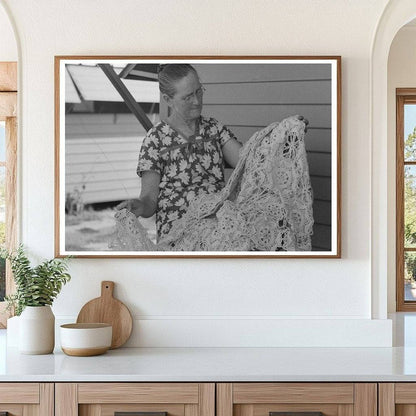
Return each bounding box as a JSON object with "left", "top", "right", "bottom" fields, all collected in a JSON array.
[
  {"left": 6, "top": 315, "right": 20, "bottom": 347},
  {"left": 19, "top": 305, "right": 55, "bottom": 354}
]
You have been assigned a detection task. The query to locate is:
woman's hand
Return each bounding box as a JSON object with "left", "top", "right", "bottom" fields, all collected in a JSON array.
[
  {"left": 116, "top": 171, "right": 160, "bottom": 218},
  {"left": 116, "top": 199, "right": 146, "bottom": 217}
]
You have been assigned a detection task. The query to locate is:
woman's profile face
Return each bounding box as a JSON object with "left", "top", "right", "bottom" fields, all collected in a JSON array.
[{"left": 165, "top": 71, "right": 204, "bottom": 121}]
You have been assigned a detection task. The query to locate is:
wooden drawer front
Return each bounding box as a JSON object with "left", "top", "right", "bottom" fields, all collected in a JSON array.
[
  {"left": 0, "top": 404, "right": 25, "bottom": 416},
  {"left": 379, "top": 383, "right": 416, "bottom": 416},
  {"left": 235, "top": 403, "right": 342, "bottom": 416},
  {"left": 57, "top": 383, "right": 215, "bottom": 416},
  {"left": 0, "top": 383, "right": 53, "bottom": 416},
  {"left": 0, "top": 383, "right": 39, "bottom": 403},
  {"left": 395, "top": 384, "right": 416, "bottom": 404},
  {"left": 80, "top": 403, "right": 186, "bottom": 416},
  {"left": 78, "top": 383, "right": 200, "bottom": 404},
  {"left": 233, "top": 384, "right": 354, "bottom": 404},
  {"left": 218, "top": 384, "right": 376, "bottom": 416}
]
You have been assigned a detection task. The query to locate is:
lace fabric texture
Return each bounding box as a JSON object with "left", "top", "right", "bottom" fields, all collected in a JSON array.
[
  {"left": 110, "top": 115, "right": 314, "bottom": 252},
  {"left": 109, "top": 208, "right": 157, "bottom": 251}
]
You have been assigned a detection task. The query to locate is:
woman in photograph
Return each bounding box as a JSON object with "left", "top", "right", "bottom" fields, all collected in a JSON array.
[{"left": 118, "top": 64, "right": 243, "bottom": 241}]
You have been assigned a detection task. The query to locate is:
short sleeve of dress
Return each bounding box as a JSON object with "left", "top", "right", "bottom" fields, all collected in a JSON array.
[
  {"left": 136, "top": 127, "right": 163, "bottom": 177},
  {"left": 213, "top": 118, "right": 240, "bottom": 147}
]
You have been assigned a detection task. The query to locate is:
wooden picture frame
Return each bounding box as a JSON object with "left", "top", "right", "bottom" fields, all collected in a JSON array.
[{"left": 55, "top": 56, "right": 341, "bottom": 258}]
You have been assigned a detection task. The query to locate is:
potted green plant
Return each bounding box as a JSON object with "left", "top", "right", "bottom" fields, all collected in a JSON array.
[{"left": 1, "top": 245, "right": 71, "bottom": 354}]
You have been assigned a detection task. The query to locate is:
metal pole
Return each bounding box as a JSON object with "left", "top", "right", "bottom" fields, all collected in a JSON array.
[{"left": 98, "top": 64, "right": 154, "bottom": 132}]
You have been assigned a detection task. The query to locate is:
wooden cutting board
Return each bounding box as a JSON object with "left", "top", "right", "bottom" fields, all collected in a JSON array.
[{"left": 76, "top": 281, "right": 133, "bottom": 349}]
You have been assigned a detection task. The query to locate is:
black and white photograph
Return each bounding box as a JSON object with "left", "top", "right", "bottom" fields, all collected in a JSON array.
[{"left": 55, "top": 57, "right": 341, "bottom": 258}]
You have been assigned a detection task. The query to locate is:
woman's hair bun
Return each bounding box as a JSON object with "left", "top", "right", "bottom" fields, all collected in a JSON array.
[{"left": 157, "top": 63, "right": 197, "bottom": 97}]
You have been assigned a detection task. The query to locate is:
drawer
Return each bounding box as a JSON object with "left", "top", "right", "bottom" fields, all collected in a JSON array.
[
  {"left": 56, "top": 383, "right": 215, "bottom": 416},
  {"left": 0, "top": 383, "right": 53, "bottom": 416},
  {"left": 217, "top": 383, "right": 377, "bottom": 416},
  {"left": 379, "top": 383, "right": 416, "bottom": 416}
]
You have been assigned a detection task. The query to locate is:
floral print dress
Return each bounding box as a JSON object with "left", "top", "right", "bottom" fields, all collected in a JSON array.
[{"left": 137, "top": 116, "right": 238, "bottom": 241}]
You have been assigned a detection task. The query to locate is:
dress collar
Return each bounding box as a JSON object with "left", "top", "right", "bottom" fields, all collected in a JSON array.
[{"left": 161, "top": 116, "right": 202, "bottom": 143}]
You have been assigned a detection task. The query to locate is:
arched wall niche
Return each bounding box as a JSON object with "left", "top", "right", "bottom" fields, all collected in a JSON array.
[
  {"left": 0, "top": 0, "right": 20, "bottom": 328},
  {"left": 0, "top": 1, "right": 18, "bottom": 61},
  {"left": 386, "top": 17, "right": 416, "bottom": 313},
  {"left": 371, "top": 0, "right": 416, "bottom": 319}
]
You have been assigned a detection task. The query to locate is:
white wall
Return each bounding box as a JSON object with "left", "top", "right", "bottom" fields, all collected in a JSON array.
[
  {"left": 0, "top": 0, "right": 394, "bottom": 346},
  {"left": 387, "top": 25, "right": 416, "bottom": 312},
  {"left": 0, "top": 3, "right": 16, "bottom": 61}
]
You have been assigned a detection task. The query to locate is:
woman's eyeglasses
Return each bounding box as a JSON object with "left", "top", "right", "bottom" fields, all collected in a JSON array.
[{"left": 180, "top": 85, "right": 206, "bottom": 103}]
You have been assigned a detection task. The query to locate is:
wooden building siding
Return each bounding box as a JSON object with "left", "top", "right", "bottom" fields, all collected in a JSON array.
[
  {"left": 194, "top": 63, "right": 332, "bottom": 251},
  {"left": 65, "top": 113, "right": 145, "bottom": 204},
  {"left": 195, "top": 63, "right": 332, "bottom": 83},
  {"left": 65, "top": 113, "right": 157, "bottom": 137}
]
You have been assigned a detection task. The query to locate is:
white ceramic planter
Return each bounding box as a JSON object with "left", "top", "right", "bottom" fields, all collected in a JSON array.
[
  {"left": 6, "top": 315, "right": 20, "bottom": 347},
  {"left": 19, "top": 305, "right": 55, "bottom": 354}
]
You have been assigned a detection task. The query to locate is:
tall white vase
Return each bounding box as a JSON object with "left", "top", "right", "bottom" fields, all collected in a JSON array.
[{"left": 19, "top": 305, "right": 55, "bottom": 354}]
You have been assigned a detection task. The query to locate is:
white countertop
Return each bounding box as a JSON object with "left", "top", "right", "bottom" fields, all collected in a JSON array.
[
  {"left": 2, "top": 313, "right": 416, "bottom": 382},
  {"left": 1, "top": 331, "right": 416, "bottom": 382}
]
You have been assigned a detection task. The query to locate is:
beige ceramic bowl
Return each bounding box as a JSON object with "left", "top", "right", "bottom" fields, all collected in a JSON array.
[{"left": 60, "top": 323, "right": 112, "bottom": 356}]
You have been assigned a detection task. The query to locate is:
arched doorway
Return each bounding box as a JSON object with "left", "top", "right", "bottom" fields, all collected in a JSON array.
[
  {"left": 0, "top": 0, "right": 18, "bottom": 327},
  {"left": 371, "top": 0, "right": 416, "bottom": 319}
]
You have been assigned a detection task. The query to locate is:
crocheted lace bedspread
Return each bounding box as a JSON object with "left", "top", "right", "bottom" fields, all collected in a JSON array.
[{"left": 110, "top": 115, "right": 314, "bottom": 252}]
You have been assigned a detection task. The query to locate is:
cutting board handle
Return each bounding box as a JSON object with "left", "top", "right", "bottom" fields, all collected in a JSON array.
[{"left": 101, "top": 281, "right": 115, "bottom": 298}]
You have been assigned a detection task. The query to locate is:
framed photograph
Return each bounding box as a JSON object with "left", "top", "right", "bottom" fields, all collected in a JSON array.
[{"left": 55, "top": 56, "right": 341, "bottom": 258}]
